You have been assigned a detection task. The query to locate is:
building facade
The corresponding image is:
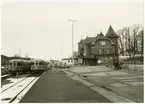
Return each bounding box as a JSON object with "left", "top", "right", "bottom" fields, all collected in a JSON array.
[
  {"left": 61, "top": 58, "right": 78, "bottom": 65},
  {"left": 78, "top": 25, "right": 119, "bottom": 66}
]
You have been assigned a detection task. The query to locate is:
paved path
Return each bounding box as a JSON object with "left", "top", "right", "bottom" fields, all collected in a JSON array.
[
  {"left": 20, "top": 68, "right": 111, "bottom": 103},
  {"left": 70, "top": 65, "right": 143, "bottom": 102}
]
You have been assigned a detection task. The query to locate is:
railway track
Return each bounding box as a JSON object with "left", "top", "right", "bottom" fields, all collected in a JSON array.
[
  {"left": 1, "top": 73, "right": 42, "bottom": 103},
  {"left": 1, "top": 74, "right": 11, "bottom": 81},
  {"left": 1, "top": 75, "right": 30, "bottom": 93}
]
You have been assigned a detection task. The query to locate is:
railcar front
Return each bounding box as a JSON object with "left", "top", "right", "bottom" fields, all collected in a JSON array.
[
  {"left": 30, "top": 60, "right": 47, "bottom": 74},
  {"left": 9, "top": 59, "right": 31, "bottom": 75}
]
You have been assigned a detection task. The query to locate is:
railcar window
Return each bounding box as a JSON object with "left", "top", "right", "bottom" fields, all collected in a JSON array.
[
  {"left": 14, "top": 63, "right": 17, "bottom": 66},
  {"left": 31, "top": 63, "right": 35, "bottom": 65},
  {"left": 17, "top": 63, "right": 23, "bottom": 66},
  {"left": 36, "top": 62, "right": 38, "bottom": 66},
  {"left": 39, "top": 62, "right": 44, "bottom": 65},
  {"left": 10, "top": 63, "right": 13, "bottom": 66}
]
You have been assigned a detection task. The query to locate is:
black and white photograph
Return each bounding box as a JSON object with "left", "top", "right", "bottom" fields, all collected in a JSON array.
[{"left": 1, "top": 0, "right": 144, "bottom": 103}]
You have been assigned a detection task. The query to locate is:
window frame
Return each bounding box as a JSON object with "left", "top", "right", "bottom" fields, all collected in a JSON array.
[
  {"left": 39, "top": 62, "right": 45, "bottom": 65},
  {"left": 98, "top": 49, "right": 102, "bottom": 54},
  {"left": 17, "top": 62, "right": 23, "bottom": 66},
  {"left": 100, "top": 41, "right": 106, "bottom": 45},
  {"left": 105, "top": 49, "right": 110, "bottom": 54}
]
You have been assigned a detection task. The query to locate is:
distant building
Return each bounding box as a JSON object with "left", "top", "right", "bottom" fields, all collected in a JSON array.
[
  {"left": 61, "top": 58, "right": 78, "bottom": 66},
  {"left": 78, "top": 25, "right": 119, "bottom": 65},
  {"left": 50, "top": 60, "right": 60, "bottom": 66}
]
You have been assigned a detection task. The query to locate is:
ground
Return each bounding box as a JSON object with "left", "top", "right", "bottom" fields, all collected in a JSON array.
[
  {"left": 20, "top": 68, "right": 111, "bottom": 103},
  {"left": 69, "top": 65, "right": 143, "bottom": 102},
  {"left": 2, "top": 65, "right": 143, "bottom": 103}
]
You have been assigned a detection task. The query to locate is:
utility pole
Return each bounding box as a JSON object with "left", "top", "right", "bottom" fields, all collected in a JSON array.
[
  {"left": 18, "top": 48, "right": 21, "bottom": 57},
  {"left": 68, "top": 19, "right": 78, "bottom": 64},
  {"left": 94, "top": 30, "right": 96, "bottom": 36},
  {"left": 133, "top": 31, "right": 136, "bottom": 71},
  {"left": 60, "top": 42, "right": 63, "bottom": 61},
  {"left": 86, "top": 32, "right": 87, "bottom": 37},
  {"left": 81, "top": 33, "right": 82, "bottom": 40}
]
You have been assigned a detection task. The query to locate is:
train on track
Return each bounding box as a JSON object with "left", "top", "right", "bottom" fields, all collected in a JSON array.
[
  {"left": 8, "top": 59, "right": 49, "bottom": 75},
  {"left": 9, "top": 59, "right": 31, "bottom": 75},
  {"left": 30, "top": 60, "right": 48, "bottom": 74}
]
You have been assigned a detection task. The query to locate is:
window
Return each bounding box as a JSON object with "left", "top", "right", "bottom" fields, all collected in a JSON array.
[
  {"left": 39, "top": 62, "right": 44, "bottom": 65},
  {"left": 31, "top": 62, "right": 35, "bottom": 65},
  {"left": 14, "top": 62, "right": 17, "bottom": 67},
  {"left": 106, "top": 49, "right": 109, "bottom": 54},
  {"left": 100, "top": 41, "right": 106, "bottom": 45},
  {"left": 36, "top": 62, "right": 38, "bottom": 66},
  {"left": 98, "top": 49, "right": 102, "bottom": 54},
  {"left": 17, "top": 62, "right": 23, "bottom": 66}
]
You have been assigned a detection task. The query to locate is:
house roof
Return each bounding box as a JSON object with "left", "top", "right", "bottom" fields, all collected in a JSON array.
[
  {"left": 95, "top": 32, "right": 108, "bottom": 40},
  {"left": 50, "top": 60, "right": 59, "bottom": 62},
  {"left": 62, "top": 58, "right": 78, "bottom": 60},
  {"left": 83, "top": 37, "right": 95, "bottom": 44},
  {"left": 30, "top": 59, "right": 45, "bottom": 62},
  {"left": 9, "top": 59, "right": 30, "bottom": 62},
  {"left": 92, "top": 32, "right": 115, "bottom": 45},
  {"left": 62, "top": 58, "right": 71, "bottom": 60},
  {"left": 78, "top": 26, "right": 118, "bottom": 45},
  {"left": 78, "top": 39, "right": 84, "bottom": 44},
  {"left": 79, "top": 32, "right": 115, "bottom": 45},
  {"left": 106, "top": 25, "right": 118, "bottom": 38}
]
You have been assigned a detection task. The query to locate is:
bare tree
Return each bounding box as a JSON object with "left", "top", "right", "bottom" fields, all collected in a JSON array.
[
  {"left": 131, "top": 25, "right": 143, "bottom": 56},
  {"left": 14, "top": 54, "right": 19, "bottom": 57},
  {"left": 117, "top": 27, "right": 132, "bottom": 56},
  {"left": 117, "top": 24, "right": 143, "bottom": 58},
  {"left": 73, "top": 51, "right": 79, "bottom": 58},
  {"left": 141, "top": 30, "right": 144, "bottom": 57},
  {"left": 136, "top": 29, "right": 144, "bottom": 56},
  {"left": 117, "top": 29, "right": 125, "bottom": 55},
  {"left": 25, "top": 53, "right": 29, "bottom": 58}
]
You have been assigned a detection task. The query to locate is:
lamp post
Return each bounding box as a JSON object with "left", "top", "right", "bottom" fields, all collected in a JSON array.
[{"left": 68, "top": 19, "right": 78, "bottom": 64}]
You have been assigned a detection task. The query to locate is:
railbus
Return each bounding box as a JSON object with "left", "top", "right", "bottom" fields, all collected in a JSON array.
[
  {"left": 30, "top": 60, "right": 48, "bottom": 74},
  {"left": 9, "top": 59, "right": 31, "bottom": 75}
]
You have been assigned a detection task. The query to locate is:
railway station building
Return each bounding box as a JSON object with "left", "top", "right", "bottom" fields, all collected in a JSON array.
[{"left": 78, "top": 25, "right": 119, "bottom": 66}]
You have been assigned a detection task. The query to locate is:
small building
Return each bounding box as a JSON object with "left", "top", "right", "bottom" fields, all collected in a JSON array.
[
  {"left": 61, "top": 58, "right": 78, "bottom": 66},
  {"left": 50, "top": 60, "right": 60, "bottom": 66}
]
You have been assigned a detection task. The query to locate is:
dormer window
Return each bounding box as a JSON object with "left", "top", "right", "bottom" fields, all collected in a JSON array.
[{"left": 100, "top": 41, "right": 106, "bottom": 45}]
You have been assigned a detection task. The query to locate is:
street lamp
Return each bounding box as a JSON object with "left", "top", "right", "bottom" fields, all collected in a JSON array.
[{"left": 68, "top": 19, "right": 78, "bottom": 64}]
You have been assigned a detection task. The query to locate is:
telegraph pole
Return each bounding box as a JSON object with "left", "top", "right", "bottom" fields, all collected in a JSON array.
[
  {"left": 68, "top": 19, "right": 78, "bottom": 64},
  {"left": 18, "top": 48, "right": 21, "bottom": 57},
  {"left": 81, "top": 33, "right": 82, "bottom": 40},
  {"left": 60, "top": 42, "right": 63, "bottom": 61}
]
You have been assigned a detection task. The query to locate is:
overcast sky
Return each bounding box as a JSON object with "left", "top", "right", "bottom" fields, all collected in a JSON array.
[{"left": 1, "top": 0, "right": 143, "bottom": 60}]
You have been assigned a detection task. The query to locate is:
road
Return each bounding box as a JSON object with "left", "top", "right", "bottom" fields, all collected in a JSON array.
[{"left": 20, "top": 68, "right": 111, "bottom": 103}]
